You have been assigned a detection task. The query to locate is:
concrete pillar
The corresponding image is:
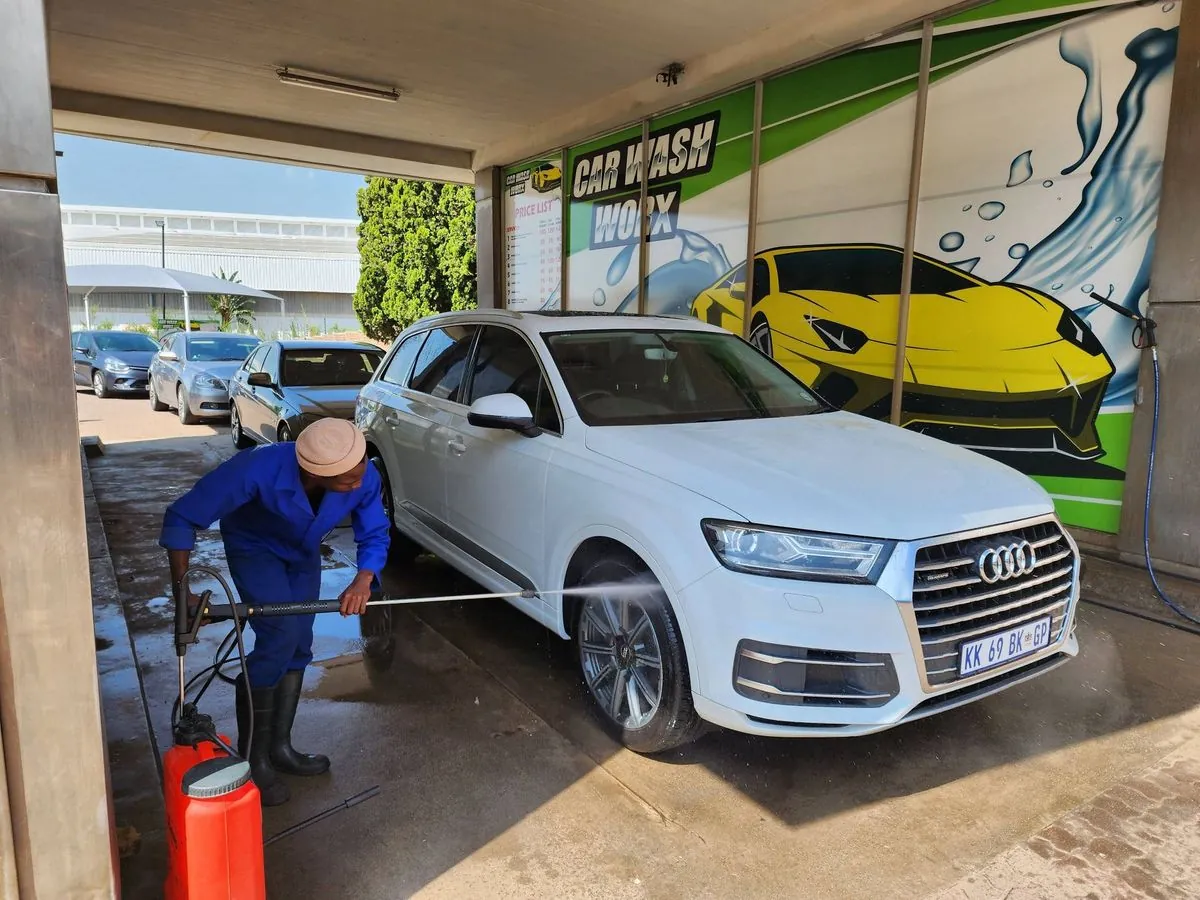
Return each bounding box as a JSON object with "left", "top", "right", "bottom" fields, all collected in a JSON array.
[
  {"left": 474, "top": 166, "right": 503, "bottom": 310},
  {"left": 0, "top": 0, "right": 119, "bottom": 896},
  {"left": 1117, "top": 0, "right": 1200, "bottom": 576}
]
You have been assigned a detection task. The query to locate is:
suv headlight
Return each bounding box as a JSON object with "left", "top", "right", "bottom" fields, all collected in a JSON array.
[
  {"left": 193, "top": 374, "right": 227, "bottom": 391},
  {"left": 702, "top": 520, "right": 894, "bottom": 584},
  {"left": 103, "top": 358, "right": 130, "bottom": 374}
]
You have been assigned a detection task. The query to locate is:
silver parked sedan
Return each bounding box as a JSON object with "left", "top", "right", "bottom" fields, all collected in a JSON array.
[
  {"left": 229, "top": 340, "right": 385, "bottom": 446},
  {"left": 149, "top": 332, "right": 262, "bottom": 424}
]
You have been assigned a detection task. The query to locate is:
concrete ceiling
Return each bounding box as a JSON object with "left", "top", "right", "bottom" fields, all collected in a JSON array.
[{"left": 48, "top": 0, "right": 961, "bottom": 182}]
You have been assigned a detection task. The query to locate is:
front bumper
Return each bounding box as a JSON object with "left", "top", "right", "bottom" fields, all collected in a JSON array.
[
  {"left": 677, "top": 515, "right": 1081, "bottom": 737},
  {"left": 184, "top": 386, "right": 232, "bottom": 418},
  {"left": 100, "top": 369, "right": 150, "bottom": 392}
]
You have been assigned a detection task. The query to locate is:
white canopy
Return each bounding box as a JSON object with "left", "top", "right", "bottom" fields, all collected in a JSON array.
[{"left": 65, "top": 264, "right": 284, "bottom": 332}]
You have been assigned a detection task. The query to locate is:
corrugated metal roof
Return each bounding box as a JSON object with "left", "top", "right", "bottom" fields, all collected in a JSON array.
[{"left": 61, "top": 205, "right": 361, "bottom": 294}]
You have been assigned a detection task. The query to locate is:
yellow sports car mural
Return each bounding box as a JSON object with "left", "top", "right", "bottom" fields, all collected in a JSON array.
[
  {"left": 691, "top": 244, "right": 1115, "bottom": 460},
  {"left": 530, "top": 162, "right": 562, "bottom": 193}
]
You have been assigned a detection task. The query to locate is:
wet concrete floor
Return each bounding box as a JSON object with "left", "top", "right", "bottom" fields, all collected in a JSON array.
[{"left": 82, "top": 392, "right": 1200, "bottom": 899}]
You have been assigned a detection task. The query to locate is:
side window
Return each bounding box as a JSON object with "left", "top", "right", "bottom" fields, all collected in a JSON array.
[
  {"left": 72, "top": 332, "right": 88, "bottom": 352},
  {"left": 467, "top": 326, "right": 560, "bottom": 433},
  {"left": 244, "top": 345, "right": 268, "bottom": 373},
  {"left": 752, "top": 259, "right": 771, "bottom": 302},
  {"left": 172, "top": 335, "right": 186, "bottom": 358},
  {"left": 719, "top": 263, "right": 746, "bottom": 292},
  {"left": 262, "top": 345, "right": 281, "bottom": 382},
  {"left": 382, "top": 332, "right": 428, "bottom": 387},
  {"left": 409, "top": 325, "right": 478, "bottom": 403}
]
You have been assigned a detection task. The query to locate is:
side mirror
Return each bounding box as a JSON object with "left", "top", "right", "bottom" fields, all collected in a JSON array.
[
  {"left": 159, "top": 350, "right": 179, "bottom": 361},
  {"left": 729, "top": 282, "right": 746, "bottom": 301},
  {"left": 467, "top": 393, "right": 538, "bottom": 437},
  {"left": 247, "top": 372, "right": 274, "bottom": 388}
]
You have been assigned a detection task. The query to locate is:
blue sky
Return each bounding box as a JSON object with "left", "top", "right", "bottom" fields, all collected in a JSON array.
[{"left": 55, "top": 134, "right": 365, "bottom": 219}]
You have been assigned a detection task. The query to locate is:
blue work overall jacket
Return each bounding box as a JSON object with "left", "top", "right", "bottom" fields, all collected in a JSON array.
[{"left": 159, "top": 442, "right": 390, "bottom": 686}]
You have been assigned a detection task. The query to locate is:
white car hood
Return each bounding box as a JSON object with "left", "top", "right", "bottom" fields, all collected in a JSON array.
[{"left": 583, "top": 412, "right": 1054, "bottom": 541}]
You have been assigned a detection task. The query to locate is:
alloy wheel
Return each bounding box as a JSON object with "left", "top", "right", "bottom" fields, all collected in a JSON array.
[{"left": 578, "top": 593, "right": 664, "bottom": 730}]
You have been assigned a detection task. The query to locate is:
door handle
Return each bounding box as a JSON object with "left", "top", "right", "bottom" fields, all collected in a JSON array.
[
  {"left": 447, "top": 436, "right": 466, "bottom": 456},
  {"left": 383, "top": 412, "right": 402, "bottom": 427}
]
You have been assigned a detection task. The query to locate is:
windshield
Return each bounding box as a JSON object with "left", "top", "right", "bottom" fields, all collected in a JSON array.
[
  {"left": 544, "top": 329, "right": 824, "bottom": 426},
  {"left": 93, "top": 332, "right": 158, "bottom": 352},
  {"left": 185, "top": 336, "right": 260, "bottom": 362},
  {"left": 771, "top": 247, "right": 980, "bottom": 296},
  {"left": 280, "top": 348, "right": 384, "bottom": 387}
]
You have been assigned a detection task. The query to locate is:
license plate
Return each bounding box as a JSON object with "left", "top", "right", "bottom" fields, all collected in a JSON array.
[{"left": 958, "top": 616, "right": 1052, "bottom": 677}]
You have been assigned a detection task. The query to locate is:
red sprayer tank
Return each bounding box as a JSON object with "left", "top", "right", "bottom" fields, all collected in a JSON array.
[{"left": 163, "top": 737, "right": 265, "bottom": 900}]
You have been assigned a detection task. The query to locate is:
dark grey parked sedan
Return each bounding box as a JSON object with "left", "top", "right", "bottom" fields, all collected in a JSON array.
[
  {"left": 72, "top": 330, "right": 159, "bottom": 397},
  {"left": 229, "top": 340, "right": 386, "bottom": 447}
]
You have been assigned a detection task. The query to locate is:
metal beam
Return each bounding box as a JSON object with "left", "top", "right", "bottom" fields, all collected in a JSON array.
[{"left": 53, "top": 89, "right": 474, "bottom": 183}]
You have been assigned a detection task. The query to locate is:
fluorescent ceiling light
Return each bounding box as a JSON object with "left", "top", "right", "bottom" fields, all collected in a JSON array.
[{"left": 276, "top": 67, "right": 401, "bottom": 102}]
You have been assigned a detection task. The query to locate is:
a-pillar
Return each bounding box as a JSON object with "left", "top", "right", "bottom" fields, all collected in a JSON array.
[
  {"left": 1118, "top": 0, "right": 1200, "bottom": 577},
  {"left": 0, "top": 0, "right": 118, "bottom": 896}
]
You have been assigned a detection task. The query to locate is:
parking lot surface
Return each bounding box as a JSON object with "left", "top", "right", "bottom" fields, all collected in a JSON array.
[{"left": 79, "top": 391, "right": 1200, "bottom": 899}]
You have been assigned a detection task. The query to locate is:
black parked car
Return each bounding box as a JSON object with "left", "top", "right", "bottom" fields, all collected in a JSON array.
[
  {"left": 229, "top": 340, "right": 386, "bottom": 447},
  {"left": 72, "top": 330, "right": 159, "bottom": 398}
]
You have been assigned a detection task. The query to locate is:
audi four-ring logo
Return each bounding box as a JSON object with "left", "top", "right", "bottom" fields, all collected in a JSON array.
[{"left": 976, "top": 540, "right": 1037, "bottom": 583}]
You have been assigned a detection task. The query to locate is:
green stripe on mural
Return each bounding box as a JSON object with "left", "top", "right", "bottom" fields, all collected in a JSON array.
[
  {"left": 937, "top": 0, "right": 1116, "bottom": 27},
  {"left": 652, "top": 87, "right": 755, "bottom": 201},
  {"left": 758, "top": 11, "right": 1082, "bottom": 165}
]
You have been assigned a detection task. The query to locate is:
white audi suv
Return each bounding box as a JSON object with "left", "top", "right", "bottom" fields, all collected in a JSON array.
[{"left": 356, "top": 310, "right": 1080, "bottom": 753}]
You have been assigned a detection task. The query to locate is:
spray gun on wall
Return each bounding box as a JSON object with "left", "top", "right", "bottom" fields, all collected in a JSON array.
[{"left": 1087, "top": 291, "right": 1198, "bottom": 626}]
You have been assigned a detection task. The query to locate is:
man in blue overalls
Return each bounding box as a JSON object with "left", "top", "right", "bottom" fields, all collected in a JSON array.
[{"left": 160, "top": 418, "right": 390, "bottom": 806}]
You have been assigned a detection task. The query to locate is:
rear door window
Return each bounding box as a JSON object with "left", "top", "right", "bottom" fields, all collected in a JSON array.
[
  {"left": 409, "top": 325, "right": 479, "bottom": 403},
  {"left": 381, "top": 332, "right": 428, "bottom": 387}
]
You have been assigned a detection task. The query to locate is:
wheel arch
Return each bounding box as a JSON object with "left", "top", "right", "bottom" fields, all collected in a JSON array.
[{"left": 554, "top": 528, "right": 700, "bottom": 693}]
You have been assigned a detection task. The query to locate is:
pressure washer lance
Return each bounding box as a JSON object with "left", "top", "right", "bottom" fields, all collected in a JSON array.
[{"left": 192, "top": 585, "right": 625, "bottom": 623}]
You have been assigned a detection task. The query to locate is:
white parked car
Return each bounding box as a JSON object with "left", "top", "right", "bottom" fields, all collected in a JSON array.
[{"left": 357, "top": 311, "right": 1080, "bottom": 753}]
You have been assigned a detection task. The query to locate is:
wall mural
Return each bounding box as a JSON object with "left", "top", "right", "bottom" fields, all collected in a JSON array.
[{"left": 548, "top": 0, "right": 1179, "bottom": 534}]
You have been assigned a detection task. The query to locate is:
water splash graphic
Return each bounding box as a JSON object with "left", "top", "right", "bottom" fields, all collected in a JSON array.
[
  {"left": 978, "top": 201, "right": 1005, "bottom": 221},
  {"left": 1007, "top": 150, "right": 1035, "bottom": 186},
  {"left": 606, "top": 244, "right": 635, "bottom": 286},
  {"left": 984, "top": 234, "right": 996, "bottom": 242},
  {"left": 939, "top": 231, "right": 965, "bottom": 252},
  {"left": 1082, "top": 283, "right": 1095, "bottom": 293},
  {"left": 1009, "top": 243, "right": 1029, "bottom": 260},
  {"left": 1059, "top": 28, "right": 1104, "bottom": 176},
  {"left": 592, "top": 289, "right": 606, "bottom": 307},
  {"left": 1052, "top": 282, "right": 1065, "bottom": 290},
  {"left": 615, "top": 229, "right": 732, "bottom": 315},
  {"left": 1043, "top": 180, "right": 1055, "bottom": 187},
  {"left": 1009, "top": 27, "right": 1178, "bottom": 406},
  {"left": 951, "top": 257, "right": 981, "bottom": 273},
  {"left": 962, "top": 204, "right": 973, "bottom": 212}
]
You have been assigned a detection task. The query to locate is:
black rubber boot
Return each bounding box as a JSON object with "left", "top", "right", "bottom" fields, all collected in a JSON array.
[
  {"left": 235, "top": 675, "right": 290, "bottom": 807},
  {"left": 269, "top": 670, "right": 330, "bottom": 776}
]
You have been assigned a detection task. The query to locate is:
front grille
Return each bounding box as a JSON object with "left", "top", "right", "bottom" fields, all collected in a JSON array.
[{"left": 911, "top": 519, "right": 1076, "bottom": 688}]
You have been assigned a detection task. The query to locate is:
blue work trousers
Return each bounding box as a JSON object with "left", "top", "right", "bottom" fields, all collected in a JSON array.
[{"left": 226, "top": 547, "right": 321, "bottom": 689}]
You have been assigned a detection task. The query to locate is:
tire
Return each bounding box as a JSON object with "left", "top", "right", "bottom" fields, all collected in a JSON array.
[
  {"left": 177, "top": 386, "right": 199, "bottom": 425},
  {"left": 573, "top": 554, "right": 703, "bottom": 754},
  {"left": 749, "top": 314, "right": 773, "bottom": 357},
  {"left": 230, "top": 404, "right": 254, "bottom": 449},
  {"left": 276, "top": 423, "right": 292, "bottom": 443},
  {"left": 371, "top": 456, "right": 421, "bottom": 564},
  {"left": 148, "top": 379, "right": 167, "bottom": 411},
  {"left": 92, "top": 370, "right": 108, "bottom": 399}
]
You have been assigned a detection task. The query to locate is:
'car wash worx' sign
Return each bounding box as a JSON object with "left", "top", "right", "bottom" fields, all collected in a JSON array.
[{"left": 571, "top": 113, "right": 719, "bottom": 249}]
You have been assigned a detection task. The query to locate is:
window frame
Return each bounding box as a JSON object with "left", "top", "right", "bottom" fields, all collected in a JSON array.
[{"left": 462, "top": 323, "right": 563, "bottom": 436}]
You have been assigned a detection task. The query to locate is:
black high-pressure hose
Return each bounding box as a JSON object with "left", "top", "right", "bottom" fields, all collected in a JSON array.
[{"left": 1087, "top": 292, "right": 1200, "bottom": 627}]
